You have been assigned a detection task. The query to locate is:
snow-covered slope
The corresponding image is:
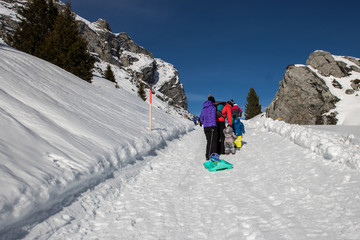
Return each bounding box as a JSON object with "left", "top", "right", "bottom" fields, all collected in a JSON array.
[{"left": 0, "top": 43, "right": 193, "bottom": 237}]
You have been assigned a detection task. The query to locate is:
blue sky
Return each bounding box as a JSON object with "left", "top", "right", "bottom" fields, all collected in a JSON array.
[{"left": 66, "top": 0, "right": 360, "bottom": 116}]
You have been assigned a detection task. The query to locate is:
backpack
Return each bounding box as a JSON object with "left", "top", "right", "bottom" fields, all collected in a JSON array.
[
  {"left": 231, "top": 104, "right": 242, "bottom": 118},
  {"left": 214, "top": 101, "right": 226, "bottom": 118}
]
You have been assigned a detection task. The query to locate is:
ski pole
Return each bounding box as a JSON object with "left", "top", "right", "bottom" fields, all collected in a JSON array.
[{"left": 209, "top": 128, "right": 214, "bottom": 158}]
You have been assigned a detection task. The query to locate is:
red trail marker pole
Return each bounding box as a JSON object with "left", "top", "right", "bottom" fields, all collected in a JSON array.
[{"left": 149, "top": 86, "right": 152, "bottom": 131}]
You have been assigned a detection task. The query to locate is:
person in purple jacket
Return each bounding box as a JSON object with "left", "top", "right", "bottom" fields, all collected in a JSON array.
[{"left": 200, "top": 94, "right": 218, "bottom": 160}]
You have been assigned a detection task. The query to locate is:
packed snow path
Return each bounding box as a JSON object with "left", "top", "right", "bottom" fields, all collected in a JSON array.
[{"left": 25, "top": 124, "right": 360, "bottom": 239}]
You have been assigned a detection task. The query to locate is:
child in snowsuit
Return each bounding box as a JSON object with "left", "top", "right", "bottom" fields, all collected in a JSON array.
[
  {"left": 192, "top": 117, "right": 198, "bottom": 125},
  {"left": 233, "top": 117, "right": 245, "bottom": 148},
  {"left": 223, "top": 124, "right": 237, "bottom": 155},
  {"left": 231, "top": 103, "right": 242, "bottom": 118}
]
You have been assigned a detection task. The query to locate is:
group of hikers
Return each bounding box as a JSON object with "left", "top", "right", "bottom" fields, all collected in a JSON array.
[{"left": 199, "top": 94, "right": 245, "bottom": 160}]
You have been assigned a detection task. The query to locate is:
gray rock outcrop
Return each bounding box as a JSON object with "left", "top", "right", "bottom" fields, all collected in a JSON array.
[
  {"left": 77, "top": 17, "right": 187, "bottom": 110},
  {"left": 306, "top": 51, "right": 350, "bottom": 78},
  {"left": 266, "top": 50, "right": 360, "bottom": 125},
  {"left": 77, "top": 20, "right": 153, "bottom": 67},
  {"left": 266, "top": 63, "right": 339, "bottom": 125}
]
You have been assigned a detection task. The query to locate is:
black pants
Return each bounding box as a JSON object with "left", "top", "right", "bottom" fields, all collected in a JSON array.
[
  {"left": 217, "top": 121, "right": 226, "bottom": 154},
  {"left": 204, "top": 126, "right": 217, "bottom": 160}
]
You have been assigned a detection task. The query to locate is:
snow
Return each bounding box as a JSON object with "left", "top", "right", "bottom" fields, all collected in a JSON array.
[
  {"left": 251, "top": 115, "right": 360, "bottom": 169},
  {"left": 1, "top": 44, "right": 360, "bottom": 239},
  {"left": 122, "top": 50, "right": 154, "bottom": 72},
  {"left": 0, "top": 1, "right": 18, "bottom": 21},
  {"left": 23, "top": 121, "right": 360, "bottom": 240},
  {"left": 75, "top": 15, "right": 103, "bottom": 33},
  {"left": 154, "top": 58, "right": 179, "bottom": 87},
  {"left": 307, "top": 54, "right": 360, "bottom": 126},
  {"left": 0, "top": 43, "right": 192, "bottom": 238}
]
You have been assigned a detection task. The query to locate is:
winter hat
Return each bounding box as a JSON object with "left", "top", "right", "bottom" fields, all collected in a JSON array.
[
  {"left": 208, "top": 94, "right": 215, "bottom": 103},
  {"left": 227, "top": 100, "right": 234, "bottom": 107}
]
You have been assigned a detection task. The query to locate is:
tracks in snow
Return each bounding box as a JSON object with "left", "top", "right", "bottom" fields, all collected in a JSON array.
[{"left": 25, "top": 126, "right": 360, "bottom": 239}]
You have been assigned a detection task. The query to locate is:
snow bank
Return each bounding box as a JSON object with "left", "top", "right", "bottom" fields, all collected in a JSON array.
[
  {"left": 0, "top": 44, "right": 193, "bottom": 236},
  {"left": 248, "top": 115, "right": 360, "bottom": 170}
]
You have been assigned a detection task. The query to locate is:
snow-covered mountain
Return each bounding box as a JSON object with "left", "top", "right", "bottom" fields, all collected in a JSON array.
[{"left": 0, "top": 0, "right": 189, "bottom": 117}]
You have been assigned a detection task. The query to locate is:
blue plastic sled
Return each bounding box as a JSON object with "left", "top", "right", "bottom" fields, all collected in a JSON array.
[{"left": 203, "top": 153, "right": 233, "bottom": 172}]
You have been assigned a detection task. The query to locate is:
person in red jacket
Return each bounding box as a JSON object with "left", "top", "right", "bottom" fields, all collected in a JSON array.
[{"left": 216, "top": 100, "right": 233, "bottom": 154}]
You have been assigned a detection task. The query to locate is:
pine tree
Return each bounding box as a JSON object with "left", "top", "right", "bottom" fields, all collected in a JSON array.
[
  {"left": 104, "top": 64, "right": 116, "bottom": 82},
  {"left": 244, "top": 87, "right": 262, "bottom": 120},
  {"left": 7, "top": 0, "right": 58, "bottom": 56},
  {"left": 40, "top": 1, "right": 95, "bottom": 82},
  {"left": 138, "top": 81, "right": 147, "bottom": 101}
]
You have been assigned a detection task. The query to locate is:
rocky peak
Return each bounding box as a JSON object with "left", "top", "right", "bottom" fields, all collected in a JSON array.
[
  {"left": 76, "top": 18, "right": 187, "bottom": 110},
  {"left": 306, "top": 50, "right": 350, "bottom": 78},
  {"left": 94, "top": 18, "right": 111, "bottom": 32},
  {"left": 266, "top": 50, "right": 360, "bottom": 125}
]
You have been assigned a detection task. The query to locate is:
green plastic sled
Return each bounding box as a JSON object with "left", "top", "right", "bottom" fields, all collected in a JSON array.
[{"left": 203, "top": 159, "right": 233, "bottom": 172}]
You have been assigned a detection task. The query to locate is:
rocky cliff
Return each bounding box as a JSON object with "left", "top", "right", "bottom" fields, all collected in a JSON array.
[
  {"left": 266, "top": 50, "right": 360, "bottom": 125},
  {"left": 0, "top": 0, "right": 188, "bottom": 111}
]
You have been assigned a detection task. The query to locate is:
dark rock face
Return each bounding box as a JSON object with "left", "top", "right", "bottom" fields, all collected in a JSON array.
[
  {"left": 156, "top": 71, "right": 187, "bottom": 108},
  {"left": 77, "top": 20, "right": 153, "bottom": 67},
  {"left": 0, "top": 0, "right": 188, "bottom": 110},
  {"left": 77, "top": 19, "right": 187, "bottom": 109},
  {"left": 266, "top": 64, "right": 340, "bottom": 125}
]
